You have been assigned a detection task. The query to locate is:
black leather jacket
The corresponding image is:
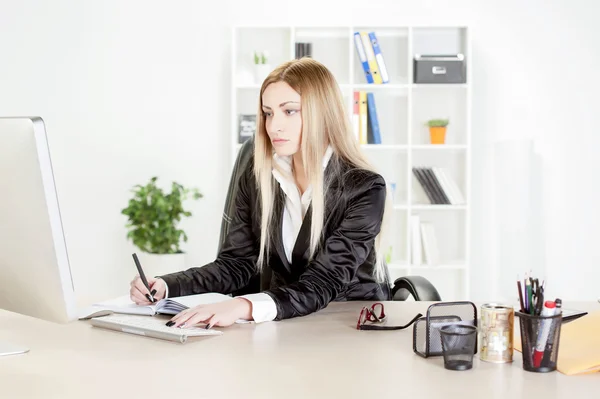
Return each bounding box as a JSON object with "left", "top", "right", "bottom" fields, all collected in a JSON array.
[{"left": 159, "top": 155, "right": 389, "bottom": 320}]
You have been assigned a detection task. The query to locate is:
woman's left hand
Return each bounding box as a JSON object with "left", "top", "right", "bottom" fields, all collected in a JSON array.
[{"left": 167, "top": 298, "right": 253, "bottom": 329}]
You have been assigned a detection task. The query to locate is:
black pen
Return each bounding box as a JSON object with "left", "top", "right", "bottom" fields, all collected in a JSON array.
[{"left": 132, "top": 253, "right": 155, "bottom": 303}]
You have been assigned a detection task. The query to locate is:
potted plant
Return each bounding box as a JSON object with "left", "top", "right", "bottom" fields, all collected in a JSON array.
[
  {"left": 121, "top": 177, "right": 202, "bottom": 277},
  {"left": 254, "top": 50, "right": 271, "bottom": 84},
  {"left": 425, "top": 118, "right": 449, "bottom": 144}
]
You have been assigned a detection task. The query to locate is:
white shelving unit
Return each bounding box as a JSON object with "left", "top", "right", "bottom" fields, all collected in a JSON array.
[{"left": 231, "top": 25, "right": 471, "bottom": 301}]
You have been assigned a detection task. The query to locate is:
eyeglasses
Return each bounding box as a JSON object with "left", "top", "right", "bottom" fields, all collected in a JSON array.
[
  {"left": 357, "top": 303, "right": 387, "bottom": 329},
  {"left": 357, "top": 302, "right": 423, "bottom": 331}
]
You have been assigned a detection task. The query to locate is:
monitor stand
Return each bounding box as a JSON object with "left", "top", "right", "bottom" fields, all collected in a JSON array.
[{"left": 0, "top": 341, "right": 29, "bottom": 356}]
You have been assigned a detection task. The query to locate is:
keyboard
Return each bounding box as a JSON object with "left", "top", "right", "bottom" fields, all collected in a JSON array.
[{"left": 90, "top": 314, "right": 222, "bottom": 343}]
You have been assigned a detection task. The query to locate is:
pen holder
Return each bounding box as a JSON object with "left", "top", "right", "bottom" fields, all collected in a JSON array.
[
  {"left": 413, "top": 301, "right": 478, "bottom": 358},
  {"left": 440, "top": 324, "right": 478, "bottom": 370},
  {"left": 516, "top": 311, "right": 562, "bottom": 373}
]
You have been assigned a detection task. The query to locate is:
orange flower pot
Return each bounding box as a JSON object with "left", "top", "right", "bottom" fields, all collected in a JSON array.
[{"left": 429, "top": 127, "right": 447, "bottom": 144}]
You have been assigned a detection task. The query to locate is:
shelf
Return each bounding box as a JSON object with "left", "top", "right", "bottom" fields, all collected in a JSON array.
[
  {"left": 411, "top": 145, "right": 467, "bottom": 150},
  {"left": 411, "top": 205, "right": 467, "bottom": 210},
  {"left": 295, "top": 27, "right": 349, "bottom": 38},
  {"left": 243, "top": 83, "right": 463, "bottom": 90},
  {"left": 238, "top": 144, "right": 464, "bottom": 153},
  {"left": 411, "top": 263, "right": 467, "bottom": 271},
  {"left": 353, "top": 28, "right": 409, "bottom": 38},
  {"left": 361, "top": 144, "right": 408, "bottom": 150},
  {"left": 232, "top": 25, "right": 471, "bottom": 301},
  {"left": 351, "top": 84, "right": 410, "bottom": 90},
  {"left": 387, "top": 262, "right": 466, "bottom": 270},
  {"left": 412, "top": 84, "right": 468, "bottom": 89}
]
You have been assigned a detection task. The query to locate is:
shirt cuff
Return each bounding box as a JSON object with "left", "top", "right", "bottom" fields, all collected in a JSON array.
[
  {"left": 156, "top": 277, "right": 169, "bottom": 299},
  {"left": 239, "top": 293, "right": 277, "bottom": 323}
]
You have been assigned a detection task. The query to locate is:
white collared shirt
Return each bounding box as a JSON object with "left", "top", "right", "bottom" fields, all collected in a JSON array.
[{"left": 160, "top": 146, "right": 335, "bottom": 323}]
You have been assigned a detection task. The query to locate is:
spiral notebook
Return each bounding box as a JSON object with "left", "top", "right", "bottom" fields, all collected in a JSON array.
[{"left": 78, "top": 292, "right": 232, "bottom": 319}]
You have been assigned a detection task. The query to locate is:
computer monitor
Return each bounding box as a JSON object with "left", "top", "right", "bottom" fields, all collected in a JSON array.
[{"left": 0, "top": 117, "right": 77, "bottom": 355}]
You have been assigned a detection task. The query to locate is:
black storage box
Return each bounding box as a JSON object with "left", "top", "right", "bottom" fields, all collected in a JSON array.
[{"left": 413, "top": 54, "right": 466, "bottom": 84}]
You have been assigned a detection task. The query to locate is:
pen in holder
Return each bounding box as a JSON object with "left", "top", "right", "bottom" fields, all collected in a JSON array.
[{"left": 516, "top": 306, "right": 562, "bottom": 373}]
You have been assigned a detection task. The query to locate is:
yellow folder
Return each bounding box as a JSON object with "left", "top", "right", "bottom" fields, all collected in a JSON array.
[
  {"left": 515, "top": 310, "right": 600, "bottom": 375},
  {"left": 358, "top": 91, "right": 368, "bottom": 144},
  {"left": 360, "top": 32, "right": 383, "bottom": 84}
]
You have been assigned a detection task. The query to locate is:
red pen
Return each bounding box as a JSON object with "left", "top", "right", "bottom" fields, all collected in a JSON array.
[{"left": 533, "top": 301, "right": 556, "bottom": 368}]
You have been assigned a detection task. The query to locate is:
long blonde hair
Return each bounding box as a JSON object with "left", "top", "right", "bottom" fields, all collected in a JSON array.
[{"left": 254, "top": 58, "right": 392, "bottom": 282}]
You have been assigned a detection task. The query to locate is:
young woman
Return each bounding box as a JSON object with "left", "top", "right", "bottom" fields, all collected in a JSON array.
[{"left": 130, "top": 57, "right": 392, "bottom": 328}]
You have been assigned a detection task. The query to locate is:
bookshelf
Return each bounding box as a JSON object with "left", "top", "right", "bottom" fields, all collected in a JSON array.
[{"left": 231, "top": 25, "right": 471, "bottom": 301}]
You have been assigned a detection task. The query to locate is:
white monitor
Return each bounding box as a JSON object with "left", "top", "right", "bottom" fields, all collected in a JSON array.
[{"left": 0, "top": 117, "right": 77, "bottom": 348}]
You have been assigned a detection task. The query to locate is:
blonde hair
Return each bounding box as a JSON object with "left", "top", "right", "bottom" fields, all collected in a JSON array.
[{"left": 253, "top": 58, "right": 392, "bottom": 282}]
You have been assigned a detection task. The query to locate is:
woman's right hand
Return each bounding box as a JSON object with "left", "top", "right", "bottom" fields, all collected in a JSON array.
[{"left": 129, "top": 276, "right": 167, "bottom": 305}]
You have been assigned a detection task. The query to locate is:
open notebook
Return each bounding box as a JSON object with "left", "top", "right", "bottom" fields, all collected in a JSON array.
[{"left": 79, "top": 292, "right": 232, "bottom": 319}]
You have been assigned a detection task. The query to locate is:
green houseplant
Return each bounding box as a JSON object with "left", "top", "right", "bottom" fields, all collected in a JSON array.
[
  {"left": 121, "top": 177, "right": 202, "bottom": 274},
  {"left": 425, "top": 118, "right": 449, "bottom": 144}
]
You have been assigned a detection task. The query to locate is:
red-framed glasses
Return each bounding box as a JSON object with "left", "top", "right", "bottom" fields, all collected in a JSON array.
[
  {"left": 357, "top": 303, "right": 423, "bottom": 331},
  {"left": 357, "top": 302, "right": 387, "bottom": 329}
]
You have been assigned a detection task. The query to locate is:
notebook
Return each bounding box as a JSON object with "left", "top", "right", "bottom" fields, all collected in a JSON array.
[
  {"left": 515, "top": 310, "right": 600, "bottom": 375},
  {"left": 79, "top": 292, "right": 232, "bottom": 319}
]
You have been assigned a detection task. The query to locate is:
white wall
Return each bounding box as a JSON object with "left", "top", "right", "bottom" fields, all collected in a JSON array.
[
  {"left": 0, "top": 0, "right": 233, "bottom": 305},
  {"left": 1, "top": 0, "right": 598, "bottom": 306}
]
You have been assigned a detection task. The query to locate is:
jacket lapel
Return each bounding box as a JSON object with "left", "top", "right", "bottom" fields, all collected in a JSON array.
[
  {"left": 291, "top": 205, "right": 312, "bottom": 268},
  {"left": 290, "top": 174, "right": 342, "bottom": 269},
  {"left": 272, "top": 187, "right": 292, "bottom": 273}
]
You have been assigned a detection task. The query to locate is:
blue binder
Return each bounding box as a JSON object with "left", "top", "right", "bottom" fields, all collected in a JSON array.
[
  {"left": 367, "top": 93, "right": 382, "bottom": 144},
  {"left": 368, "top": 32, "right": 389, "bottom": 84},
  {"left": 354, "top": 32, "right": 373, "bottom": 84}
]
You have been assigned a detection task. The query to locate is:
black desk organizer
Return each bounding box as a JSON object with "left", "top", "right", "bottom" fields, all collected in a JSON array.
[{"left": 413, "top": 301, "right": 478, "bottom": 358}]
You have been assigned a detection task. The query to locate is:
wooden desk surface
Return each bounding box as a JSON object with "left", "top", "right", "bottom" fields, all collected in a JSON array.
[{"left": 1, "top": 301, "right": 598, "bottom": 399}]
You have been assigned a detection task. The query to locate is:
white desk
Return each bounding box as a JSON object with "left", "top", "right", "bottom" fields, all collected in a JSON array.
[{"left": 1, "top": 301, "right": 598, "bottom": 399}]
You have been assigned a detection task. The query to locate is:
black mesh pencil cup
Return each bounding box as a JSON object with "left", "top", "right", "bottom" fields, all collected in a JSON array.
[
  {"left": 516, "top": 311, "right": 562, "bottom": 372},
  {"left": 440, "top": 324, "right": 478, "bottom": 370},
  {"left": 413, "top": 301, "right": 478, "bottom": 358}
]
